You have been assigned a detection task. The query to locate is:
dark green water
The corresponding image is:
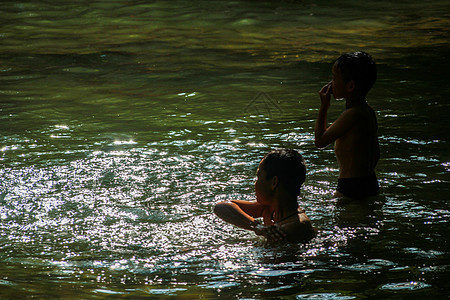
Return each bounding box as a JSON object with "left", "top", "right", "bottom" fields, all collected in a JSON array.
[{"left": 1, "top": 0, "right": 449, "bottom": 298}]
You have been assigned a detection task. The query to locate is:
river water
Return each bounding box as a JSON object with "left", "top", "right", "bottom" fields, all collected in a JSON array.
[{"left": 0, "top": 0, "right": 449, "bottom": 298}]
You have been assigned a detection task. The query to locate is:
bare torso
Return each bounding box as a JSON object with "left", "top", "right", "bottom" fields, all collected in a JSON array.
[{"left": 335, "top": 102, "right": 379, "bottom": 178}]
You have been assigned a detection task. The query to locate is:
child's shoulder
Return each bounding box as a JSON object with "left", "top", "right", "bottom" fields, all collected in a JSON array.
[
  {"left": 345, "top": 102, "right": 376, "bottom": 122},
  {"left": 277, "top": 212, "right": 315, "bottom": 242}
]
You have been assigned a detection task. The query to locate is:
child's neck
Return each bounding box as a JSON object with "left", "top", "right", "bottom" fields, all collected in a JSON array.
[
  {"left": 273, "top": 196, "right": 299, "bottom": 223},
  {"left": 345, "top": 95, "right": 366, "bottom": 109}
]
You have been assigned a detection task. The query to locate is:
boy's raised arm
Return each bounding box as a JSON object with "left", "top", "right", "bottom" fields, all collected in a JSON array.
[
  {"left": 315, "top": 82, "right": 332, "bottom": 148},
  {"left": 315, "top": 82, "right": 355, "bottom": 148},
  {"left": 315, "top": 108, "right": 356, "bottom": 148}
]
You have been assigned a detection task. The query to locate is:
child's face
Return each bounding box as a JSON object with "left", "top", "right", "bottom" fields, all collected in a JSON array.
[
  {"left": 332, "top": 62, "right": 347, "bottom": 99},
  {"left": 255, "top": 162, "right": 273, "bottom": 205}
]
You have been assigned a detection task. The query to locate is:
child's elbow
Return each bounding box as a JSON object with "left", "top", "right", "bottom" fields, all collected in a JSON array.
[
  {"left": 314, "top": 139, "right": 326, "bottom": 148},
  {"left": 213, "top": 202, "right": 227, "bottom": 217},
  {"left": 213, "top": 203, "right": 221, "bottom": 216}
]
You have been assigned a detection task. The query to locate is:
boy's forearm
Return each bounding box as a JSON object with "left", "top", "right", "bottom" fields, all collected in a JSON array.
[
  {"left": 213, "top": 202, "right": 285, "bottom": 241},
  {"left": 314, "top": 105, "right": 328, "bottom": 145},
  {"left": 213, "top": 202, "right": 259, "bottom": 231}
]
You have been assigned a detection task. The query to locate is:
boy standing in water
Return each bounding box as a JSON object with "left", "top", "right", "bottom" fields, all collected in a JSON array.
[
  {"left": 315, "top": 51, "right": 380, "bottom": 200},
  {"left": 214, "top": 149, "right": 316, "bottom": 244}
]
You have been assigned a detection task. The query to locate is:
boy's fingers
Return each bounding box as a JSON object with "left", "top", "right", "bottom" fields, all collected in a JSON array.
[
  {"left": 260, "top": 225, "right": 287, "bottom": 242},
  {"left": 319, "top": 81, "right": 332, "bottom": 94},
  {"left": 271, "top": 226, "right": 286, "bottom": 241},
  {"left": 320, "top": 81, "right": 331, "bottom": 93},
  {"left": 277, "top": 228, "right": 287, "bottom": 238}
]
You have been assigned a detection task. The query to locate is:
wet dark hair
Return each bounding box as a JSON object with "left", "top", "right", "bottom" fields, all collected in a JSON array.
[
  {"left": 335, "top": 51, "right": 377, "bottom": 97},
  {"left": 261, "top": 149, "right": 306, "bottom": 198}
]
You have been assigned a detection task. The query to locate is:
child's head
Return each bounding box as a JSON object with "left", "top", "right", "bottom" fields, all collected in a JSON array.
[
  {"left": 334, "top": 51, "right": 377, "bottom": 98},
  {"left": 260, "top": 149, "right": 306, "bottom": 198}
]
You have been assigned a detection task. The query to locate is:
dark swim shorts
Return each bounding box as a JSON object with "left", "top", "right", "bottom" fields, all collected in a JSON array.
[{"left": 336, "top": 172, "right": 379, "bottom": 199}]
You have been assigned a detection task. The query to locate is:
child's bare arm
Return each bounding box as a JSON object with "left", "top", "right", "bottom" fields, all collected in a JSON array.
[
  {"left": 213, "top": 201, "right": 286, "bottom": 241},
  {"left": 315, "top": 108, "right": 356, "bottom": 148},
  {"left": 315, "top": 81, "right": 332, "bottom": 147},
  {"left": 315, "top": 82, "right": 356, "bottom": 148},
  {"left": 213, "top": 201, "right": 264, "bottom": 231}
]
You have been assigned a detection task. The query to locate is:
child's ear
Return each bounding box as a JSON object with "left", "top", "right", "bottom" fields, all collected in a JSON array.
[
  {"left": 271, "top": 176, "right": 279, "bottom": 190},
  {"left": 346, "top": 80, "right": 355, "bottom": 92}
]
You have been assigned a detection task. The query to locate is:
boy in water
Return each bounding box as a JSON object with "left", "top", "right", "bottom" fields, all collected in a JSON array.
[
  {"left": 214, "top": 149, "right": 315, "bottom": 244},
  {"left": 315, "top": 51, "right": 380, "bottom": 200}
]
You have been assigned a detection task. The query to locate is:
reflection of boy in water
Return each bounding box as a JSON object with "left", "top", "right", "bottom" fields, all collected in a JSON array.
[
  {"left": 315, "top": 51, "right": 380, "bottom": 200},
  {"left": 214, "top": 149, "right": 316, "bottom": 244}
]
